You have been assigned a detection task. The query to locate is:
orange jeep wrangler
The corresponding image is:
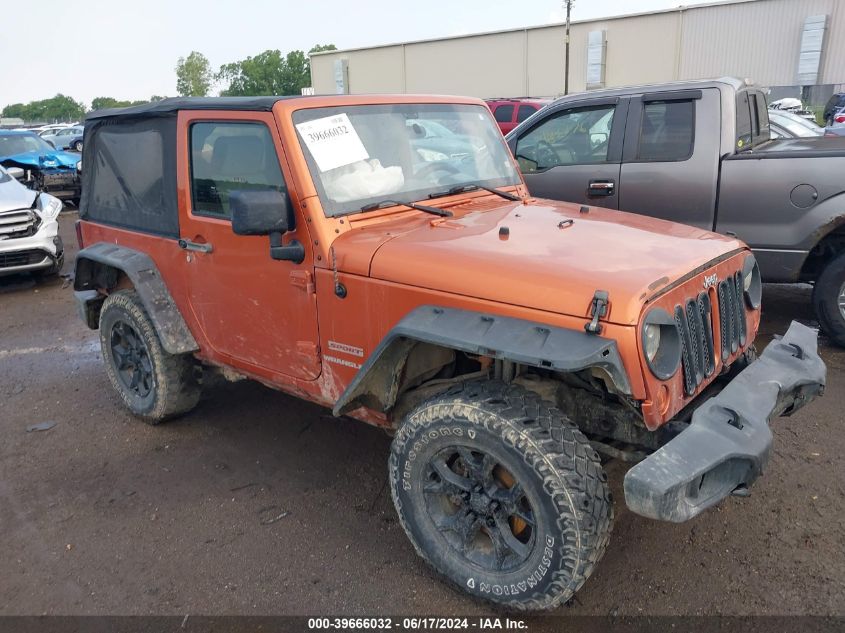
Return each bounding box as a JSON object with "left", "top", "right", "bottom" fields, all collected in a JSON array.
[{"left": 73, "top": 95, "right": 826, "bottom": 610}]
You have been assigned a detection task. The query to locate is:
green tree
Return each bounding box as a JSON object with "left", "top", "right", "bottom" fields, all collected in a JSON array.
[
  {"left": 2, "top": 94, "right": 84, "bottom": 122},
  {"left": 91, "top": 97, "right": 148, "bottom": 111},
  {"left": 176, "top": 51, "right": 212, "bottom": 97},
  {"left": 2, "top": 103, "right": 29, "bottom": 119},
  {"left": 218, "top": 44, "right": 336, "bottom": 96}
]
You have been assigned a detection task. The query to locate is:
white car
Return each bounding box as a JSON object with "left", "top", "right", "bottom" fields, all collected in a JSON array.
[{"left": 0, "top": 165, "right": 64, "bottom": 277}]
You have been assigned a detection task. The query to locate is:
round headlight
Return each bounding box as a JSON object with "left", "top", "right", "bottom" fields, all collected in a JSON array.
[
  {"left": 642, "top": 307, "right": 682, "bottom": 380},
  {"left": 644, "top": 324, "right": 661, "bottom": 362},
  {"left": 742, "top": 254, "right": 762, "bottom": 309}
]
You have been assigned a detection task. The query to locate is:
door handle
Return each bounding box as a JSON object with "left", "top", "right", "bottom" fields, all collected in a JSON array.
[
  {"left": 178, "top": 238, "right": 213, "bottom": 253},
  {"left": 588, "top": 180, "right": 615, "bottom": 196}
]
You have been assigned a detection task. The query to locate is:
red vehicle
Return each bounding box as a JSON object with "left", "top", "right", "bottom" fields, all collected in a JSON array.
[{"left": 486, "top": 98, "right": 550, "bottom": 134}]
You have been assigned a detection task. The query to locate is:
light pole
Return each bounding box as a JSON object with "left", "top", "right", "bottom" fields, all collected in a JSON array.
[{"left": 564, "top": 0, "right": 573, "bottom": 95}]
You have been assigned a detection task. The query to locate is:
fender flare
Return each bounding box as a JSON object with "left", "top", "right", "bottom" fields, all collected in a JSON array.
[
  {"left": 333, "top": 305, "right": 632, "bottom": 417},
  {"left": 73, "top": 242, "right": 198, "bottom": 355}
]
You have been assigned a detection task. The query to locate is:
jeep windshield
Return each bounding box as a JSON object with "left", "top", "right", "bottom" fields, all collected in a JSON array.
[{"left": 292, "top": 103, "right": 521, "bottom": 217}]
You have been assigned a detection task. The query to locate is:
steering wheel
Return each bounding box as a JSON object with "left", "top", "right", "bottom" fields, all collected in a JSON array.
[
  {"left": 535, "top": 140, "right": 559, "bottom": 168},
  {"left": 414, "top": 161, "right": 462, "bottom": 180}
]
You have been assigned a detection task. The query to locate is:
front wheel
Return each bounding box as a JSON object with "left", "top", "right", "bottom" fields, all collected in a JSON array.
[
  {"left": 812, "top": 252, "right": 845, "bottom": 347},
  {"left": 73, "top": 140, "right": 83, "bottom": 152},
  {"left": 389, "top": 381, "right": 613, "bottom": 611},
  {"left": 99, "top": 290, "right": 201, "bottom": 423}
]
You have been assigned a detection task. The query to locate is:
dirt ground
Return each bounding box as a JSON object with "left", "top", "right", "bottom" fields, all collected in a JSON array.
[{"left": 1, "top": 212, "right": 843, "bottom": 620}]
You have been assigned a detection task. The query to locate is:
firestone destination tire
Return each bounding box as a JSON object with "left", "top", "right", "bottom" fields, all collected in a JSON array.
[
  {"left": 99, "top": 290, "right": 201, "bottom": 423},
  {"left": 389, "top": 380, "right": 613, "bottom": 611}
]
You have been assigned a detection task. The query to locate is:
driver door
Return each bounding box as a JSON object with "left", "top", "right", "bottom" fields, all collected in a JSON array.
[
  {"left": 178, "top": 112, "right": 320, "bottom": 381},
  {"left": 508, "top": 98, "right": 627, "bottom": 209}
]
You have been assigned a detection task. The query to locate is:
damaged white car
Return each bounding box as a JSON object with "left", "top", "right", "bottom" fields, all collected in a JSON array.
[{"left": 0, "top": 165, "right": 64, "bottom": 277}]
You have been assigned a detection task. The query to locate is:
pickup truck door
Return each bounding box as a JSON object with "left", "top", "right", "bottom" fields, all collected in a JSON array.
[
  {"left": 618, "top": 88, "right": 721, "bottom": 229},
  {"left": 176, "top": 111, "right": 321, "bottom": 381},
  {"left": 508, "top": 98, "right": 628, "bottom": 209}
]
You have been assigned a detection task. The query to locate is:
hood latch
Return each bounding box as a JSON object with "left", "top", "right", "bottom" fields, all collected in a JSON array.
[{"left": 585, "top": 290, "right": 609, "bottom": 335}]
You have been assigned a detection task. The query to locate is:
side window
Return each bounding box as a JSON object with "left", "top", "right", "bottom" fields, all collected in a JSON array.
[
  {"left": 517, "top": 105, "right": 537, "bottom": 123},
  {"left": 494, "top": 105, "right": 514, "bottom": 123},
  {"left": 636, "top": 100, "right": 695, "bottom": 162},
  {"left": 736, "top": 92, "right": 753, "bottom": 150},
  {"left": 752, "top": 92, "right": 770, "bottom": 143},
  {"left": 190, "top": 122, "right": 287, "bottom": 218},
  {"left": 514, "top": 105, "right": 615, "bottom": 173}
]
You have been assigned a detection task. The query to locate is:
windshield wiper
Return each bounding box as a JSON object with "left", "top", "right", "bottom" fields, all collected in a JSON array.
[
  {"left": 429, "top": 183, "right": 522, "bottom": 202},
  {"left": 360, "top": 199, "right": 452, "bottom": 217}
]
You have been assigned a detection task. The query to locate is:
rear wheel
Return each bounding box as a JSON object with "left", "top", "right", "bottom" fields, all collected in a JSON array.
[
  {"left": 73, "top": 140, "right": 83, "bottom": 152},
  {"left": 389, "top": 380, "right": 612, "bottom": 611},
  {"left": 812, "top": 252, "right": 845, "bottom": 347},
  {"left": 99, "top": 290, "right": 201, "bottom": 423}
]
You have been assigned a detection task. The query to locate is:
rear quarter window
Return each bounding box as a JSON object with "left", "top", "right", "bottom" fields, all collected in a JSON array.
[
  {"left": 81, "top": 117, "right": 178, "bottom": 236},
  {"left": 736, "top": 92, "right": 753, "bottom": 150}
]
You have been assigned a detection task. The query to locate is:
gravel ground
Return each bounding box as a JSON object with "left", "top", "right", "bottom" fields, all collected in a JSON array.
[{"left": 0, "top": 212, "right": 843, "bottom": 621}]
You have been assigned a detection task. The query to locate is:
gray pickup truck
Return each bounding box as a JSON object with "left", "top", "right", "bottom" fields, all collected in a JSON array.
[{"left": 506, "top": 77, "right": 845, "bottom": 346}]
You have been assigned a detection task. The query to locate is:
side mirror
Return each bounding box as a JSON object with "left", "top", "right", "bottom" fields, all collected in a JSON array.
[
  {"left": 229, "top": 189, "right": 304, "bottom": 264},
  {"left": 230, "top": 189, "right": 290, "bottom": 235},
  {"left": 46, "top": 140, "right": 56, "bottom": 149},
  {"left": 7, "top": 167, "right": 25, "bottom": 180}
]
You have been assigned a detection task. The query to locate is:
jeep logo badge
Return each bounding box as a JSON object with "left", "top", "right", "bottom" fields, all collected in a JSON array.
[{"left": 703, "top": 273, "right": 719, "bottom": 289}]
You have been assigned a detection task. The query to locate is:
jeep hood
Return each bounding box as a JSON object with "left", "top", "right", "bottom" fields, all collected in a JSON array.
[
  {"left": 0, "top": 150, "right": 79, "bottom": 170},
  {"left": 363, "top": 198, "right": 745, "bottom": 326}
]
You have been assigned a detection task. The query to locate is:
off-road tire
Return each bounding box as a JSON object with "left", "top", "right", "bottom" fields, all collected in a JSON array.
[
  {"left": 813, "top": 252, "right": 845, "bottom": 347},
  {"left": 99, "top": 290, "right": 201, "bottom": 423},
  {"left": 389, "top": 380, "right": 613, "bottom": 611}
]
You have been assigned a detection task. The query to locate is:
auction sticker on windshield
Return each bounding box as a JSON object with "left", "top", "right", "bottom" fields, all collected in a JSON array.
[{"left": 295, "top": 113, "right": 369, "bottom": 172}]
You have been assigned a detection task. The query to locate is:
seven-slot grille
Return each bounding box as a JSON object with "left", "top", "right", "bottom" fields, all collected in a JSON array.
[
  {"left": 0, "top": 209, "right": 40, "bottom": 240},
  {"left": 673, "top": 271, "right": 746, "bottom": 396},
  {"left": 717, "top": 272, "right": 747, "bottom": 360}
]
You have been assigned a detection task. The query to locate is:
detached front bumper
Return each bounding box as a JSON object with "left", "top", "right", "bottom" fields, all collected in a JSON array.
[{"left": 624, "top": 321, "right": 826, "bottom": 522}]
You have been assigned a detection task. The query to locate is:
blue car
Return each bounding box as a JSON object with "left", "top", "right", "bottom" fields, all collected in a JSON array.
[{"left": 0, "top": 130, "right": 81, "bottom": 203}]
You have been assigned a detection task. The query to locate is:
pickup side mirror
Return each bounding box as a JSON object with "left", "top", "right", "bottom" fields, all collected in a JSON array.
[
  {"left": 229, "top": 189, "right": 304, "bottom": 264},
  {"left": 7, "top": 166, "right": 25, "bottom": 180}
]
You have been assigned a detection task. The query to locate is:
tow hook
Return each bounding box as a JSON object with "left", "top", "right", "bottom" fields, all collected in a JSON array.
[{"left": 585, "top": 290, "right": 609, "bottom": 334}]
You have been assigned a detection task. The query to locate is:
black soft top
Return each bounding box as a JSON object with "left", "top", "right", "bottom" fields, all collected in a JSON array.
[{"left": 86, "top": 96, "right": 301, "bottom": 121}]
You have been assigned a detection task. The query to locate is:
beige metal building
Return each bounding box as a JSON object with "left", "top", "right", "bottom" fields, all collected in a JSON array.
[{"left": 311, "top": 0, "right": 845, "bottom": 104}]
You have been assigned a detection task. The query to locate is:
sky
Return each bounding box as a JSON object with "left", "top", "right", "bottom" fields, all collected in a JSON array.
[{"left": 0, "top": 0, "right": 686, "bottom": 108}]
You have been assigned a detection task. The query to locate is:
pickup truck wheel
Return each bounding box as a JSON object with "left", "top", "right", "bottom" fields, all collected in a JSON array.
[
  {"left": 813, "top": 253, "right": 845, "bottom": 347},
  {"left": 99, "top": 290, "right": 201, "bottom": 423},
  {"left": 389, "top": 380, "right": 612, "bottom": 611}
]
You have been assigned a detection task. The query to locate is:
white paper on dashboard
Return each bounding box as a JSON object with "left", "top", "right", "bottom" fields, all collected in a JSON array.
[{"left": 295, "top": 113, "right": 369, "bottom": 172}]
